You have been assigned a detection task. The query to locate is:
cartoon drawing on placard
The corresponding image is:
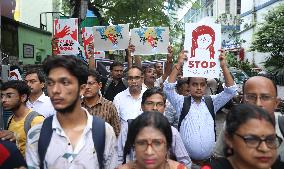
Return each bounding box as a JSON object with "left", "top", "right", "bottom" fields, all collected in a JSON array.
[
  {"left": 94, "top": 24, "right": 129, "bottom": 51},
  {"left": 183, "top": 22, "right": 221, "bottom": 78},
  {"left": 191, "top": 25, "right": 215, "bottom": 60},
  {"left": 131, "top": 27, "right": 169, "bottom": 55}
]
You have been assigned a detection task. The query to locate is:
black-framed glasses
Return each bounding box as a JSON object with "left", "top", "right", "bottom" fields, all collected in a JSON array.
[
  {"left": 1, "top": 93, "right": 18, "bottom": 99},
  {"left": 86, "top": 81, "right": 98, "bottom": 86},
  {"left": 244, "top": 94, "right": 276, "bottom": 103},
  {"left": 234, "top": 133, "right": 282, "bottom": 149},
  {"left": 134, "top": 139, "right": 166, "bottom": 152},
  {"left": 144, "top": 101, "right": 165, "bottom": 108}
]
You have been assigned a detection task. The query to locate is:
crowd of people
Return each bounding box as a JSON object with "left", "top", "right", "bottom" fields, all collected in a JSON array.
[{"left": 0, "top": 43, "right": 284, "bottom": 169}]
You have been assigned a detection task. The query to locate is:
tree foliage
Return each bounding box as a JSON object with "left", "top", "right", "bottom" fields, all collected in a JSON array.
[{"left": 251, "top": 4, "right": 284, "bottom": 75}]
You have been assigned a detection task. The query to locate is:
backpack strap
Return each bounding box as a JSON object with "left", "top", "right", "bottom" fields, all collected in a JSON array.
[
  {"left": 178, "top": 96, "right": 191, "bottom": 130},
  {"left": 278, "top": 116, "right": 284, "bottom": 137},
  {"left": 38, "top": 116, "right": 53, "bottom": 169},
  {"left": 103, "top": 78, "right": 113, "bottom": 96},
  {"left": 24, "top": 111, "right": 42, "bottom": 135},
  {"left": 92, "top": 115, "right": 106, "bottom": 169},
  {"left": 204, "top": 96, "right": 216, "bottom": 141},
  {"left": 6, "top": 115, "right": 14, "bottom": 130}
]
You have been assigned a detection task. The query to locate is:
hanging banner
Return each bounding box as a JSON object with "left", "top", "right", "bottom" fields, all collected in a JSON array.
[
  {"left": 82, "top": 27, "right": 95, "bottom": 60},
  {"left": 131, "top": 27, "right": 169, "bottom": 55},
  {"left": 94, "top": 24, "right": 130, "bottom": 51},
  {"left": 183, "top": 23, "right": 221, "bottom": 78},
  {"left": 53, "top": 18, "right": 79, "bottom": 55}
]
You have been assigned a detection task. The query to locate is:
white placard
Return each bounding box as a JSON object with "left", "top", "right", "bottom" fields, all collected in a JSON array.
[
  {"left": 94, "top": 24, "right": 130, "bottom": 51},
  {"left": 183, "top": 23, "right": 221, "bottom": 78},
  {"left": 82, "top": 27, "right": 95, "bottom": 60},
  {"left": 131, "top": 27, "right": 169, "bottom": 55},
  {"left": 53, "top": 18, "right": 79, "bottom": 55}
]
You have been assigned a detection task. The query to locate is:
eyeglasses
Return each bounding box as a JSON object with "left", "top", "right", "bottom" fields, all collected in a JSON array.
[
  {"left": 234, "top": 133, "right": 282, "bottom": 149},
  {"left": 86, "top": 81, "right": 98, "bottom": 86},
  {"left": 144, "top": 101, "right": 165, "bottom": 108},
  {"left": 127, "top": 76, "right": 142, "bottom": 81},
  {"left": 134, "top": 139, "right": 166, "bottom": 152},
  {"left": 1, "top": 93, "right": 18, "bottom": 99},
  {"left": 244, "top": 94, "right": 276, "bottom": 103}
]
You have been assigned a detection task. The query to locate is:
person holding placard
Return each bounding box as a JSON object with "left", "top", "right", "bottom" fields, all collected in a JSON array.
[{"left": 163, "top": 50, "right": 237, "bottom": 169}]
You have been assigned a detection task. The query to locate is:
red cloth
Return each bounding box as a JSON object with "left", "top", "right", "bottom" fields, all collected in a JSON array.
[{"left": 0, "top": 143, "right": 10, "bottom": 165}]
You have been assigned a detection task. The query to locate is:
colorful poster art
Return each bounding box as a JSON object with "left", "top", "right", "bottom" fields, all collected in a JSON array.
[
  {"left": 53, "top": 18, "right": 79, "bottom": 55},
  {"left": 94, "top": 24, "right": 130, "bottom": 51},
  {"left": 82, "top": 27, "right": 94, "bottom": 60},
  {"left": 131, "top": 27, "right": 169, "bottom": 55},
  {"left": 183, "top": 23, "right": 221, "bottom": 78}
]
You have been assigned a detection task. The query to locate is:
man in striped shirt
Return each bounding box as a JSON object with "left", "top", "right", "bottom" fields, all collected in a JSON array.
[{"left": 82, "top": 69, "right": 120, "bottom": 136}]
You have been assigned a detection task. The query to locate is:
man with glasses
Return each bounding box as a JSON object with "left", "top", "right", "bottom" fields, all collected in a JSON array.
[
  {"left": 214, "top": 76, "right": 284, "bottom": 161},
  {"left": 81, "top": 70, "right": 120, "bottom": 137},
  {"left": 117, "top": 87, "right": 192, "bottom": 167},
  {"left": 113, "top": 66, "right": 147, "bottom": 127},
  {"left": 0, "top": 80, "right": 44, "bottom": 156}
]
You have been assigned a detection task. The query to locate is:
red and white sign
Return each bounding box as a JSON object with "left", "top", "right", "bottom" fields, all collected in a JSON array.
[
  {"left": 82, "top": 27, "right": 95, "bottom": 60},
  {"left": 53, "top": 18, "right": 79, "bottom": 55},
  {"left": 183, "top": 22, "right": 221, "bottom": 78}
]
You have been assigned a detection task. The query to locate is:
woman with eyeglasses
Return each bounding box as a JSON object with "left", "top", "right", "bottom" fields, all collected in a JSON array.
[
  {"left": 116, "top": 111, "right": 188, "bottom": 169},
  {"left": 202, "top": 104, "right": 284, "bottom": 169}
]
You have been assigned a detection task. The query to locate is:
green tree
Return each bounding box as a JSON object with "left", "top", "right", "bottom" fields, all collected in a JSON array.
[{"left": 251, "top": 4, "right": 284, "bottom": 75}]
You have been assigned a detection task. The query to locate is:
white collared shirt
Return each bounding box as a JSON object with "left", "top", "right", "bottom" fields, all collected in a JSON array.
[
  {"left": 26, "top": 93, "right": 56, "bottom": 117},
  {"left": 113, "top": 87, "right": 147, "bottom": 127},
  {"left": 26, "top": 108, "right": 118, "bottom": 169}
]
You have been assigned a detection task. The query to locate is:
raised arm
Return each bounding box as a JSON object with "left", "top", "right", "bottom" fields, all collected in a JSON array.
[
  {"left": 88, "top": 43, "right": 96, "bottom": 70},
  {"left": 168, "top": 50, "right": 186, "bottom": 83},
  {"left": 220, "top": 50, "right": 234, "bottom": 87},
  {"left": 162, "top": 45, "right": 174, "bottom": 81}
]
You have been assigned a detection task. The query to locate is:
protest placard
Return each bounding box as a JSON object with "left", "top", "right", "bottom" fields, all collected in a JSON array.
[
  {"left": 82, "top": 27, "right": 94, "bottom": 60},
  {"left": 94, "top": 24, "right": 130, "bottom": 51},
  {"left": 131, "top": 27, "right": 169, "bottom": 55},
  {"left": 183, "top": 23, "right": 221, "bottom": 78},
  {"left": 53, "top": 18, "right": 79, "bottom": 55}
]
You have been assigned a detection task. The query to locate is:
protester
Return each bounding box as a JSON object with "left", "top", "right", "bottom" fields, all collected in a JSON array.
[
  {"left": 117, "top": 111, "right": 188, "bottom": 169},
  {"left": 25, "top": 55, "right": 117, "bottom": 169},
  {"left": 176, "top": 78, "right": 190, "bottom": 96},
  {"left": 25, "top": 69, "right": 56, "bottom": 117},
  {"left": 82, "top": 69, "right": 120, "bottom": 136},
  {"left": 113, "top": 66, "right": 147, "bottom": 127},
  {"left": 117, "top": 87, "right": 192, "bottom": 167},
  {"left": 214, "top": 76, "right": 284, "bottom": 161},
  {"left": 203, "top": 104, "right": 284, "bottom": 169},
  {"left": 0, "top": 80, "right": 44, "bottom": 156},
  {"left": 142, "top": 65, "right": 160, "bottom": 89},
  {"left": 163, "top": 50, "right": 237, "bottom": 168}
]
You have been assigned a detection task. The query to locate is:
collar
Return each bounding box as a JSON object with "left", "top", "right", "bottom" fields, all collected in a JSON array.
[
  {"left": 190, "top": 96, "right": 205, "bottom": 103},
  {"left": 126, "top": 87, "right": 147, "bottom": 99},
  {"left": 52, "top": 107, "right": 93, "bottom": 132},
  {"left": 29, "top": 93, "right": 47, "bottom": 103},
  {"left": 82, "top": 95, "right": 103, "bottom": 108}
]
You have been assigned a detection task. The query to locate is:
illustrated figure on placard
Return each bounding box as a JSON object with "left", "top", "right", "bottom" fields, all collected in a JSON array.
[
  {"left": 96, "top": 25, "right": 123, "bottom": 45},
  {"left": 135, "top": 27, "right": 166, "bottom": 48},
  {"left": 191, "top": 25, "right": 215, "bottom": 59}
]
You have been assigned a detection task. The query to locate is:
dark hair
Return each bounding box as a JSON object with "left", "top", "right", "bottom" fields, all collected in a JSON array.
[
  {"left": 187, "top": 77, "right": 207, "bottom": 84},
  {"left": 142, "top": 87, "right": 167, "bottom": 105},
  {"left": 176, "top": 78, "right": 189, "bottom": 90},
  {"left": 88, "top": 69, "right": 102, "bottom": 83},
  {"left": 242, "top": 76, "right": 278, "bottom": 96},
  {"left": 128, "top": 66, "right": 144, "bottom": 76},
  {"left": 1, "top": 80, "right": 30, "bottom": 102},
  {"left": 142, "top": 64, "right": 154, "bottom": 74},
  {"left": 42, "top": 55, "right": 88, "bottom": 86},
  {"left": 123, "top": 111, "right": 172, "bottom": 164},
  {"left": 224, "top": 104, "right": 275, "bottom": 156},
  {"left": 25, "top": 69, "right": 46, "bottom": 83},
  {"left": 154, "top": 62, "right": 162, "bottom": 69},
  {"left": 110, "top": 61, "right": 123, "bottom": 71}
]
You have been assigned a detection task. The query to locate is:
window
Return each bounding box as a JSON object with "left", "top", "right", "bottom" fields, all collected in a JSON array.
[{"left": 226, "top": 0, "right": 230, "bottom": 13}]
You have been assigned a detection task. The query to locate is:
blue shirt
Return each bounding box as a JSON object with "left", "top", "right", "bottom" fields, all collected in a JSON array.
[{"left": 163, "top": 78, "right": 237, "bottom": 160}]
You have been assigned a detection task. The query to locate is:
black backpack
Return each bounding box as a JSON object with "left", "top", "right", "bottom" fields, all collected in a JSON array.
[
  {"left": 178, "top": 96, "right": 216, "bottom": 140},
  {"left": 38, "top": 115, "right": 105, "bottom": 169}
]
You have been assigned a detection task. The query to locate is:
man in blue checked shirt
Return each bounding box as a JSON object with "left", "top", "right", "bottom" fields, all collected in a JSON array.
[{"left": 163, "top": 50, "right": 237, "bottom": 169}]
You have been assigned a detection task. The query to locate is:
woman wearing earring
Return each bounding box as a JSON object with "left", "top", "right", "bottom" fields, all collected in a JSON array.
[
  {"left": 116, "top": 111, "right": 188, "bottom": 169},
  {"left": 202, "top": 104, "right": 284, "bottom": 169}
]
